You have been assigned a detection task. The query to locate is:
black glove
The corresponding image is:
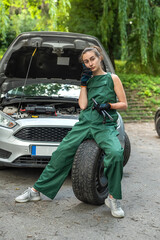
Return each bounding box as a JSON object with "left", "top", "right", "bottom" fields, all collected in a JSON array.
[
  {"left": 81, "top": 64, "right": 92, "bottom": 86},
  {"left": 99, "top": 103, "right": 111, "bottom": 111},
  {"left": 92, "top": 102, "right": 102, "bottom": 114}
]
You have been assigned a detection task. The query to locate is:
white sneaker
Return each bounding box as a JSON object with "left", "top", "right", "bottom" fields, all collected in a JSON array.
[
  {"left": 105, "top": 196, "right": 124, "bottom": 218},
  {"left": 15, "top": 187, "right": 41, "bottom": 203}
]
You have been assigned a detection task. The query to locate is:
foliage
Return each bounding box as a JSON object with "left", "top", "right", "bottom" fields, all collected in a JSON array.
[
  {"left": 117, "top": 71, "right": 160, "bottom": 107},
  {"left": 135, "top": 0, "right": 150, "bottom": 65},
  {"left": 68, "top": 0, "right": 160, "bottom": 75},
  {"left": 0, "top": 0, "right": 9, "bottom": 42},
  {"left": 118, "top": 0, "right": 128, "bottom": 60},
  {"left": 0, "top": 0, "right": 160, "bottom": 75},
  {"left": 114, "top": 60, "right": 127, "bottom": 73},
  {"left": 152, "top": 5, "right": 160, "bottom": 59},
  {"left": 68, "top": 0, "right": 121, "bottom": 66},
  {"left": 0, "top": 0, "right": 70, "bottom": 50}
]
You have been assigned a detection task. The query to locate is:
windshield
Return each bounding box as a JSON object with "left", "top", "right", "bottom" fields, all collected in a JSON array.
[{"left": 7, "top": 83, "right": 81, "bottom": 99}]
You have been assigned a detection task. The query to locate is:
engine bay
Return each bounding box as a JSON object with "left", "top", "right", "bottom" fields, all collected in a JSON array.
[{"left": 2, "top": 102, "right": 80, "bottom": 119}]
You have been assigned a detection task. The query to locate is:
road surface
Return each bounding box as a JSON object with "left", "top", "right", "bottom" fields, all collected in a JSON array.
[{"left": 0, "top": 122, "right": 159, "bottom": 240}]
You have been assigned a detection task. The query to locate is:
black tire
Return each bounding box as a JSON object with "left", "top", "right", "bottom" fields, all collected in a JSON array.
[
  {"left": 72, "top": 139, "right": 108, "bottom": 205},
  {"left": 155, "top": 117, "right": 160, "bottom": 137},
  {"left": 0, "top": 165, "right": 7, "bottom": 170},
  {"left": 72, "top": 133, "right": 131, "bottom": 205},
  {"left": 123, "top": 132, "right": 131, "bottom": 167},
  {"left": 154, "top": 109, "right": 160, "bottom": 124}
]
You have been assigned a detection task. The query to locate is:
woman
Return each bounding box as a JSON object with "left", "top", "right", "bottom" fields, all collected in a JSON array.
[{"left": 15, "top": 46, "right": 128, "bottom": 218}]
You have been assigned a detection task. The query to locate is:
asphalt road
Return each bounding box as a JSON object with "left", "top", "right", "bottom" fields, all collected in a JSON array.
[{"left": 0, "top": 122, "right": 160, "bottom": 240}]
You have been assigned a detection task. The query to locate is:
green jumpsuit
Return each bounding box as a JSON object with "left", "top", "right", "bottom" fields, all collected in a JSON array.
[{"left": 34, "top": 73, "right": 124, "bottom": 200}]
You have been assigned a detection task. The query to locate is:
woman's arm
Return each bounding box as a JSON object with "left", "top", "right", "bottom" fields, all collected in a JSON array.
[
  {"left": 78, "top": 87, "right": 88, "bottom": 110},
  {"left": 111, "top": 74, "right": 128, "bottom": 110}
]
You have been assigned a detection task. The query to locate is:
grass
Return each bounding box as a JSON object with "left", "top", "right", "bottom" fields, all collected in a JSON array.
[
  {"left": 115, "top": 60, "right": 160, "bottom": 121},
  {"left": 115, "top": 60, "right": 160, "bottom": 114}
]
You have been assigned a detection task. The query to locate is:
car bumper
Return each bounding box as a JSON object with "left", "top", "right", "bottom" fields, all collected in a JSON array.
[
  {"left": 0, "top": 117, "right": 77, "bottom": 168},
  {"left": 0, "top": 138, "right": 60, "bottom": 168},
  {"left": 0, "top": 115, "right": 124, "bottom": 168}
]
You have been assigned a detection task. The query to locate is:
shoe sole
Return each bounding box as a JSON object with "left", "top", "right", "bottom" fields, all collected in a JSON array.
[
  {"left": 111, "top": 211, "right": 124, "bottom": 218},
  {"left": 15, "top": 197, "right": 41, "bottom": 203}
]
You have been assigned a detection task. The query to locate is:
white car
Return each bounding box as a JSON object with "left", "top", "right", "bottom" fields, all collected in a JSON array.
[{"left": 0, "top": 31, "right": 130, "bottom": 169}]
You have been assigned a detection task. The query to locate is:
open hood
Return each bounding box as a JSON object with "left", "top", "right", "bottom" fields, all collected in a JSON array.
[{"left": 0, "top": 32, "right": 114, "bottom": 94}]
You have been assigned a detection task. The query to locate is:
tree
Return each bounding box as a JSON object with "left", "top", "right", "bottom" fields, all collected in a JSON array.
[
  {"left": 0, "top": 0, "right": 70, "bottom": 52},
  {"left": 0, "top": 0, "right": 10, "bottom": 42},
  {"left": 68, "top": 0, "right": 160, "bottom": 74},
  {"left": 1, "top": 0, "right": 160, "bottom": 74}
]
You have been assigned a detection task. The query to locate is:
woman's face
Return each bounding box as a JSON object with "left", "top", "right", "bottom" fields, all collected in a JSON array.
[{"left": 82, "top": 50, "right": 102, "bottom": 73}]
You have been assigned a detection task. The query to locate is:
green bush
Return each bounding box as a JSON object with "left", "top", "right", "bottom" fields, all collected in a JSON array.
[
  {"left": 114, "top": 60, "right": 127, "bottom": 73},
  {"left": 115, "top": 59, "right": 160, "bottom": 76},
  {"left": 116, "top": 70, "right": 160, "bottom": 110},
  {"left": 0, "top": 48, "right": 7, "bottom": 60}
]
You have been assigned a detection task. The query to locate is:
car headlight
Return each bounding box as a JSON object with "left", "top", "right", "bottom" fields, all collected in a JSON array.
[{"left": 0, "top": 110, "right": 17, "bottom": 128}]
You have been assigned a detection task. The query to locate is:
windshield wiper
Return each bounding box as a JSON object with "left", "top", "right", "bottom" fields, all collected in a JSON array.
[
  {"left": 23, "top": 96, "right": 65, "bottom": 99},
  {"left": 7, "top": 95, "right": 63, "bottom": 99}
]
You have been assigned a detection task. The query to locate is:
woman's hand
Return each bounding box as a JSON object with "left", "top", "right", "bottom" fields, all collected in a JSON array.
[
  {"left": 80, "top": 64, "right": 92, "bottom": 87},
  {"left": 78, "top": 65, "right": 92, "bottom": 110}
]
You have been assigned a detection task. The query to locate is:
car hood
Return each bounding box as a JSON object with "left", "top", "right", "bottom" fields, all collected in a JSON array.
[{"left": 0, "top": 31, "right": 114, "bottom": 94}]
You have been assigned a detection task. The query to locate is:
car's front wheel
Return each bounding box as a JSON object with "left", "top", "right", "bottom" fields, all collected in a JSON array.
[{"left": 0, "top": 166, "right": 7, "bottom": 170}]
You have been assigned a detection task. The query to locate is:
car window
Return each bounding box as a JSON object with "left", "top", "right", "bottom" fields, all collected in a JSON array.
[{"left": 7, "top": 83, "right": 81, "bottom": 99}]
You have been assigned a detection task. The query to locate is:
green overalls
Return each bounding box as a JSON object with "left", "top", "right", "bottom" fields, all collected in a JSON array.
[{"left": 34, "top": 73, "right": 124, "bottom": 200}]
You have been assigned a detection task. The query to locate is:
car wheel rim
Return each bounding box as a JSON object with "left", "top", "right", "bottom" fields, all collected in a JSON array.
[{"left": 96, "top": 152, "right": 108, "bottom": 193}]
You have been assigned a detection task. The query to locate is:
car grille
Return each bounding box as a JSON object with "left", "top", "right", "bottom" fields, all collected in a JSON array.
[
  {"left": 0, "top": 148, "right": 12, "bottom": 159},
  {"left": 13, "top": 155, "right": 50, "bottom": 167},
  {"left": 14, "top": 127, "right": 71, "bottom": 142}
]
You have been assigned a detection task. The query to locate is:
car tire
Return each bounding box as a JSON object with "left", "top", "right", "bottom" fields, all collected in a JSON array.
[
  {"left": 0, "top": 166, "right": 7, "bottom": 170},
  {"left": 155, "top": 117, "right": 160, "bottom": 137},
  {"left": 154, "top": 109, "right": 160, "bottom": 124},
  {"left": 123, "top": 132, "right": 131, "bottom": 167},
  {"left": 72, "top": 134, "right": 131, "bottom": 205},
  {"left": 72, "top": 139, "right": 108, "bottom": 205}
]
